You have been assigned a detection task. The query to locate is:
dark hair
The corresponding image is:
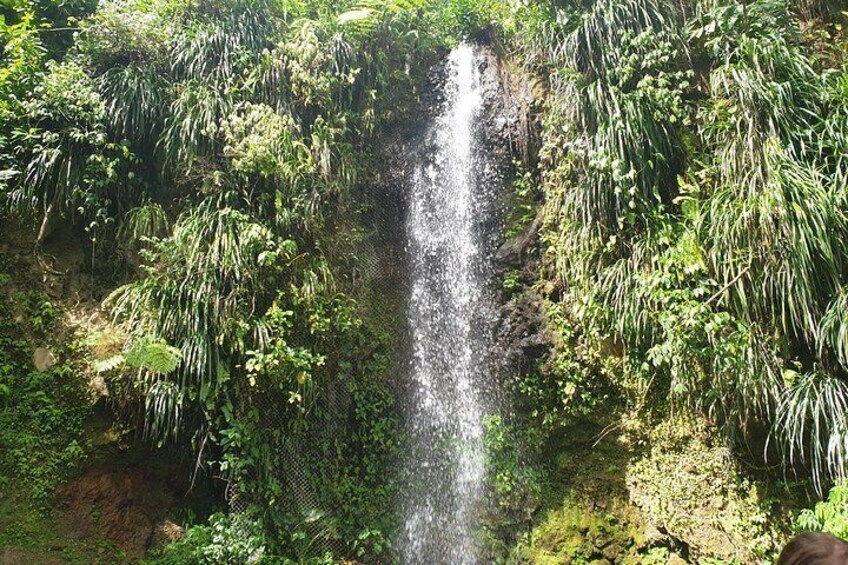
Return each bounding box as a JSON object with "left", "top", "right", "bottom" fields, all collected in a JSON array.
[{"left": 777, "top": 532, "right": 848, "bottom": 565}]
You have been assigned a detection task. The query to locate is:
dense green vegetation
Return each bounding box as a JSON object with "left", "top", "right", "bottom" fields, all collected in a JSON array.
[
  {"left": 4, "top": 0, "right": 848, "bottom": 563},
  {"left": 483, "top": 1, "right": 848, "bottom": 561},
  {"left": 0, "top": 0, "right": 478, "bottom": 561},
  {"left": 519, "top": 0, "right": 848, "bottom": 490}
]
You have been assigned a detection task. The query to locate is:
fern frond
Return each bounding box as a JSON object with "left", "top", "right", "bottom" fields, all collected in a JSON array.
[
  {"left": 93, "top": 354, "right": 126, "bottom": 373},
  {"left": 125, "top": 338, "right": 182, "bottom": 374}
]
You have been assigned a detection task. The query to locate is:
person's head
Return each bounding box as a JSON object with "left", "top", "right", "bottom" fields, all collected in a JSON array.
[{"left": 777, "top": 532, "right": 848, "bottom": 565}]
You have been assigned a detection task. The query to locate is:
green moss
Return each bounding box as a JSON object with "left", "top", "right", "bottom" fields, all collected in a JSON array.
[
  {"left": 0, "top": 264, "right": 93, "bottom": 509},
  {"left": 510, "top": 420, "right": 647, "bottom": 565},
  {"left": 529, "top": 503, "right": 643, "bottom": 565},
  {"left": 0, "top": 480, "right": 126, "bottom": 564},
  {"left": 502, "top": 410, "right": 798, "bottom": 564},
  {"left": 0, "top": 258, "right": 131, "bottom": 562},
  {"left": 626, "top": 417, "right": 786, "bottom": 563}
]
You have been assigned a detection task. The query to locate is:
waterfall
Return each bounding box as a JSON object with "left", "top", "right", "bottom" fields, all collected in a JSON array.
[{"left": 401, "top": 43, "right": 497, "bottom": 564}]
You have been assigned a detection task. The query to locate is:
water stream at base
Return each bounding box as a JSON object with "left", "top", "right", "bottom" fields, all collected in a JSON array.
[{"left": 400, "top": 43, "right": 496, "bottom": 565}]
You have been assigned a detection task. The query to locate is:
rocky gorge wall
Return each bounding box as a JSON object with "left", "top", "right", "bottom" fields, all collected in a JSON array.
[
  {"left": 475, "top": 44, "right": 799, "bottom": 565},
  {"left": 0, "top": 32, "right": 808, "bottom": 565}
]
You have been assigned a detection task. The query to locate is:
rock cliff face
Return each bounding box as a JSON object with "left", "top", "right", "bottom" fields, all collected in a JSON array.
[
  {"left": 56, "top": 469, "right": 178, "bottom": 559},
  {"left": 371, "top": 40, "right": 536, "bottom": 396},
  {"left": 0, "top": 215, "right": 218, "bottom": 564},
  {"left": 627, "top": 419, "right": 783, "bottom": 562},
  {"left": 450, "top": 45, "right": 789, "bottom": 565},
  {"left": 391, "top": 42, "right": 536, "bottom": 562}
]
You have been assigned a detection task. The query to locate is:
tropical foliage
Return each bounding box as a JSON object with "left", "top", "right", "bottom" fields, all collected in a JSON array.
[
  {"left": 4, "top": 0, "right": 848, "bottom": 561},
  {"left": 522, "top": 0, "right": 848, "bottom": 494},
  {"left": 0, "top": 0, "right": 458, "bottom": 559},
  {"left": 795, "top": 481, "right": 848, "bottom": 539}
]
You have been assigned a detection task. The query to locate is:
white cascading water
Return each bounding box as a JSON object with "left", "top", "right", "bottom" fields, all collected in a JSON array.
[{"left": 401, "top": 43, "right": 495, "bottom": 564}]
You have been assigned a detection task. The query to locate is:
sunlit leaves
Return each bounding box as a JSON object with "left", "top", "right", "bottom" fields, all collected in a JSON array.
[
  {"left": 78, "top": 0, "right": 176, "bottom": 68},
  {"left": 107, "top": 200, "right": 293, "bottom": 442},
  {"left": 98, "top": 64, "right": 170, "bottom": 147},
  {"left": 120, "top": 202, "right": 169, "bottom": 244},
  {"left": 3, "top": 60, "right": 134, "bottom": 243},
  {"left": 338, "top": 8, "right": 376, "bottom": 25},
  {"left": 795, "top": 481, "right": 848, "bottom": 538},
  {"left": 537, "top": 0, "right": 690, "bottom": 235},
  {"left": 93, "top": 336, "right": 182, "bottom": 375},
  {"left": 689, "top": 0, "right": 848, "bottom": 484},
  {"left": 337, "top": 0, "right": 428, "bottom": 33},
  {"left": 774, "top": 373, "right": 848, "bottom": 492},
  {"left": 537, "top": 0, "right": 848, "bottom": 487},
  {"left": 222, "top": 102, "right": 313, "bottom": 181},
  {"left": 124, "top": 337, "right": 183, "bottom": 374},
  {"left": 0, "top": 9, "right": 44, "bottom": 108}
]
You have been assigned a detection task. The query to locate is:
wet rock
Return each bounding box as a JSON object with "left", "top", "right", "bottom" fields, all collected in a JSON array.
[
  {"left": 492, "top": 291, "right": 546, "bottom": 383},
  {"left": 495, "top": 209, "right": 543, "bottom": 267},
  {"left": 34, "top": 347, "right": 56, "bottom": 372},
  {"left": 55, "top": 469, "right": 175, "bottom": 559}
]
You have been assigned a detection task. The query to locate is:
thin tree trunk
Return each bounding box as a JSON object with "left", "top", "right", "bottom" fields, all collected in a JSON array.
[{"left": 37, "top": 199, "right": 60, "bottom": 246}]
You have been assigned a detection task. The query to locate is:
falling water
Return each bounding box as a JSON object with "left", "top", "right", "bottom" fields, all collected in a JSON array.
[{"left": 401, "top": 43, "right": 497, "bottom": 564}]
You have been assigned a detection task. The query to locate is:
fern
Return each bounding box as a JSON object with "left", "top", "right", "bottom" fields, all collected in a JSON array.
[
  {"left": 92, "top": 337, "right": 181, "bottom": 374},
  {"left": 93, "top": 354, "right": 126, "bottom": 373},
  {"left": 124, "top": 337, "right": 182, "bottom": 374}
]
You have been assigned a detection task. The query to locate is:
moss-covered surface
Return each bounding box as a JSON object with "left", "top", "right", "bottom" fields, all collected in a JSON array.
[
  {"left": 0, "top": 480, "right": 127, "bottom": 564},
  {"left": 0, "top": 252, "right": 123, "bottom": 563},
  {"left": 627, "top": 418, "right": 788, "bottom": 563},
  {"left": 528, "top": 494, "right": 645, "bottom": 564},
  {"left": 0, "top": 243, "right": 216, "bottom": 564},
  {"left": 515, "top": 421, "right": 647, "bottom": 565},
  {"left": 508, "top": 415, "right": 795, "bottom": 564}
]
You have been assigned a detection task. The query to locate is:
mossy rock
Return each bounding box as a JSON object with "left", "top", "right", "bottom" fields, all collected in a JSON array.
[
  {"left": 529, "top": 501, "right": 645, "bottom": 564},
  {"left": 519, "top": 422, "right": 648, "bottom": 564},
  {"left": 511, "top": 412, "right": 793, "bottom": 564},
  {"left": 626, "top": 417, "right": 784, "bottom": 563}
]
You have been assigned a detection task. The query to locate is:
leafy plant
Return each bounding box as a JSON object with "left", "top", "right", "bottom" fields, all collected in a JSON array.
[
  {"left": 0, "top": 271, "right": 91, "bottom": 509},
  {"left": 150, "top": 512, "right": 266, "bottom": 565},
  {"left": 533, "top": 0, "right": 848, "bottom": 492},
  {"left": 795, "top": 481, "right": 848, "bottom": 538}
]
